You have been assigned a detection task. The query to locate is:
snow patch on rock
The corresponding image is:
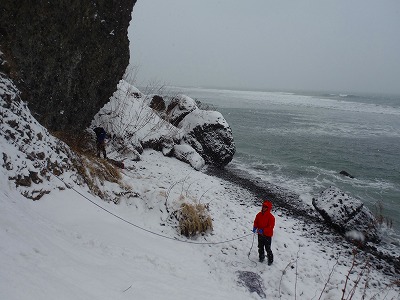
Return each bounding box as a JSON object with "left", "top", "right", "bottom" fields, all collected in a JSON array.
[
  {"left": 174, "top": 144, "right": 205, "bottom": 171},
  {"left": 0, "top": 74, "right": 78, "bottom": 199}
]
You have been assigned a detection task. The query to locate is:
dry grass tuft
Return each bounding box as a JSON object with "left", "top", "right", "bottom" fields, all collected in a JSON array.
[
  {"left": 71, "top": 155, "right": 121, "bottom": 199},
  {"left": 52, "top": 130, "right": 95, "bottom": 155},
  {"left": 178, "top": 203, "right": 213, "bottom": 237},
  {"left": 53, "top": 130, "right": 122, "bottom": 200}
]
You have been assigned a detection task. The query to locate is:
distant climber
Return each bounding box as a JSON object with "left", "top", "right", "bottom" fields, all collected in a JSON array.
[
  {"left": 93, "top": 127, "right": 107, "bottom": 158},
  {"left": 253, "top": 200, "right": 275, "bottom": 265}
]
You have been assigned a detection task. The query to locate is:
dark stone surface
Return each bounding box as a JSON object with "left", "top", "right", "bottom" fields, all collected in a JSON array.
[
  {"left": 340, "top": 170, "right": 355, "bottom": 178},
  {"left": 183, "top": 122, "right": 235, "bottom": 167},
  {"left": 0, "top": 0, "right": 136, "bottom": 131},
  {"left": 236, "top": 270, "right": 266, "bottom": 298},
  {"left": 312, "top": 186, "right": 380, "bottom": 243},
  {"left": 149, "top": 95, "right": 166, "bottom": 112}
]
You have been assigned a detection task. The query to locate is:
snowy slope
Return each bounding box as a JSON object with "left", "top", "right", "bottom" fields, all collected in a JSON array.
[
  {"left": 1, "top": 149, "right": 399, "bottom": 299},
  {"left": 0, "top": 78, "right": 399, "bottom": 299}
]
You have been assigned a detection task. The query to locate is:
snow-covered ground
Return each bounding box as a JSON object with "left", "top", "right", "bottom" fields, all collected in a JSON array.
[
  {"left": 1, "top": 78, "right": 399, "bottom": 299},
  {"left": 1, "top": 148, "right": 399, "bottom": 299}
]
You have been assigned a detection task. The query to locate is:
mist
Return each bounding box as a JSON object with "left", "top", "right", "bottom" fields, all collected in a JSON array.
[{"left": 128, "top": 0, "right": 400, "bottom": 95}]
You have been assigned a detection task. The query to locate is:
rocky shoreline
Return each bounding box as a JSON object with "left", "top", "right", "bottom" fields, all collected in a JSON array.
[{"left": 205, "top": 165, "right": 400, "bottom": 278}]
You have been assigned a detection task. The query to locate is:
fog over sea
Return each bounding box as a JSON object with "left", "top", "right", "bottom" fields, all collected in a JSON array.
[{"left": 169, "top": 86, "right": 400, "bottom": 244}]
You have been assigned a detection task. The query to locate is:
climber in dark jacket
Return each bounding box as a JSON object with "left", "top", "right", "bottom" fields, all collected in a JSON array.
[
  {"left": 253, "top": 200, "right": 275, "bottom": 264},
  {"left": 93, "top": 127, "right": 107, "bottom": 159}
]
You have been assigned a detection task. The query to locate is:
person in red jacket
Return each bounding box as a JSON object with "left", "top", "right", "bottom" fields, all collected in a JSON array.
[{"left": 253, "top": 200, "right": 275, "bottom": 264}]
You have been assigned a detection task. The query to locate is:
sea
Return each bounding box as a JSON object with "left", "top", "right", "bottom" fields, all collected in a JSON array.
[{"left": 167, "top": 86, "right": 400, "bottom": 245}]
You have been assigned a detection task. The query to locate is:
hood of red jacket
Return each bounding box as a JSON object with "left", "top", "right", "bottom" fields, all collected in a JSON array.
[{"left": 262, "top": 200, "right": 272, "bottom": 212}]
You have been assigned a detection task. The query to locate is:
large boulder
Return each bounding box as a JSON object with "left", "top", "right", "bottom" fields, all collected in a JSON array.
[
  {"left": 0, "top": 0, "right": 136, "bottom": 131},
  {"left": 179, "top": 108, "right": 235, "bottom": 167},
  {"left": 312, "top": 186, "right": 380, "bottom": 244},
  {"left": 153, "top": 94, "right": 235, "bottom": 168},
  {"left": 94, "top": 83, "right": 235, "bottom": 170}
]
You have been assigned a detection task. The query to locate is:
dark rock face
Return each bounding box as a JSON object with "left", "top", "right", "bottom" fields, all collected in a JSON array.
[
  {"left": 171, "top": 95, "right": 235, "bottom": 167},
  {"left": 183, "top": 122, "right": 235, "bottom": 167},
  {"left": 0, "top": 0, "right": 136, "bottom": 131},
  {"left": 312, "top": 186, "right": 380, "bottom": 244},
  {"left": 340, "top": 170, "right": 355, "bottom": 178},
  {"left": 149, "top": 95, "right": 166, "bottom": 112}
]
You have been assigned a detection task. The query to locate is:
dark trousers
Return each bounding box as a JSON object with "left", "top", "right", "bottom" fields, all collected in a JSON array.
[
  {"left": 96, "top": 141, "right": 107, "bottom": 158},
  {"left": 258, "top": 235, "right": 273, "bottom": 262}
]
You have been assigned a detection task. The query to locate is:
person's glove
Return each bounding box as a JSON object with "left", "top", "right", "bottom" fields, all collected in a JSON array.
[
  {"left": 252, "top": 227, "right": 257, "bottom": 233},
  {"left": 257, "top": 229, "right": 264, "bottom": 234}
]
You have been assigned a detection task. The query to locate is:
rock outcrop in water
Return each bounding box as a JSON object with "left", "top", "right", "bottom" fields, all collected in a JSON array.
[
  {"left": 312, "top": 186, "right": 380, "bottom": 244},
  {"left": 339, "top": 170, "right": 355, "bottom": 179},
  {"left": 0, "top": 0, "right": 136, "bottom": 131}
]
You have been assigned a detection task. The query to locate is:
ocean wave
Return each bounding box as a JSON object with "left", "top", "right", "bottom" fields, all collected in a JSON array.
[
  {"left": 260, "top": 124, "right": 400, "bottom": 139},
  {"left": 230, "top": 158, "right": 399, "bottom": 221},
  {"left": 282, "top": 96, "right": 400, "bottom": 115},
  {"left": 173, "top": 86, "right": 400, "bottom": 238},
  {"left": 170, "top": 87, "right": 400, "bottom": 115}
]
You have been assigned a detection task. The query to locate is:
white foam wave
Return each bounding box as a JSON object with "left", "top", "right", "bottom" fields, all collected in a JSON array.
[
  {"left": 179, "top": 87, "right": 400, "bottom": 116},
  {"left": 231, "top": 158, "right": 399, "bottom": 209}
]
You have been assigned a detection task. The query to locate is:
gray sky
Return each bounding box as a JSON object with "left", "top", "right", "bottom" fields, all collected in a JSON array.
[{"left": 128, "top": 0, "right": 400, "bottom": 95}]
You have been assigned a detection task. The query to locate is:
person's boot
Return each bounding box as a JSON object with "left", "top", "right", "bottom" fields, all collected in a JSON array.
[
  {"left": 267, "top": 252, "right": 273, "bottom": 265},
  {"left": 259, "top": 256, "right": 265, "bottom": 262}
]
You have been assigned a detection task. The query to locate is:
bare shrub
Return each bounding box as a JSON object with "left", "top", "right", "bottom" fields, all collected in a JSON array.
[
  {"left": 178, "top": 203, "right": 213, "bottom": 237},
  {"left": 71, "top": 154, "right": 122, "bottom": 200},
  {"left": 165, "top": 176, "right": 216, "bottom": 237},
  {"left": 97, "top": 82, "right": 181, "bottom": 153},
  {"left": 52, "top": 130, "right": 94, "bottom": 155}
]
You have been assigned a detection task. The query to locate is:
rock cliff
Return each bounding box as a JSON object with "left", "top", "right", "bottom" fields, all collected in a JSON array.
[{"left": 0, "top": 0, "right": 136, "bottom": 131}]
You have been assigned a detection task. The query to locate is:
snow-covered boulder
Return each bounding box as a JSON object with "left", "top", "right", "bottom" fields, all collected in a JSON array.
[
  {"left": 312, "top": 186, "right": 380, "bottom": 244},
  {"left": 151, "top": 93, "right": 235, "bottom": 167},
  {"left": 179, "top": 108, "right": 235, "bottom": 167},
  {"left": 93, "top": 81, "right": 178, "bottom": 155},
  {"left": 173, "top": 144, "right": 205, "bottom": 171},
  {"left": 93, "top": 82, "right": 235, "bottom": 169},
  {"left": 166, "top": 94, "right": 197, "bottom": 126}
]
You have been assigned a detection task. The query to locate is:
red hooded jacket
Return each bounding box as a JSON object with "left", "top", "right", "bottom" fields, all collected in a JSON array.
[{"left": 253, "top": 201, "right": 275, "bottom": 237}]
